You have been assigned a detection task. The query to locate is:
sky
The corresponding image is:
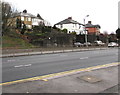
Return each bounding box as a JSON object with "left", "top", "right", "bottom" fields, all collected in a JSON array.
[{"left": 4, "top": 0, "right": 120, "bottom": 34}]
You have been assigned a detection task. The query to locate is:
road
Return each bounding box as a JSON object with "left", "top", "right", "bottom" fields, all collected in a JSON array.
[{"left": 2, "top": 48, "right": 118, "bottom": 83}]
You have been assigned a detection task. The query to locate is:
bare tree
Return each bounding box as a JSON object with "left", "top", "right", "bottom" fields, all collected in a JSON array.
[
  {"left": 0, "top": 1, "right": 2, "bottom": 35},
  {"left": 103, "top": 31, "right": 109, "bottom": 43},
  {"left": 2, "top": 1, "right": 16, "bottom": 35},
  {"left": 103, "top": 31, "right": 108, "bottom": 35}
]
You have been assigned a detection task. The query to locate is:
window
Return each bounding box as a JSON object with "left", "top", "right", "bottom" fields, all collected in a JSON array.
[
  {"left": 28, "top": 17, "right": 31, "bottom": 21},
  {"left": 21, "top": 17, "right": 24, "bottom": 21},
  {"left": 79, "top": 25, "right": 81, "bottom": 29},
  {"left": 26, "top": 17, "right": 28, "bottom": 21},
  {"left": 27, "top": 25, "right": 32, "bottom": 29},
  {"left": 25, "top": 17, "right": 31, "bottom": 21},
  {"left": 60, "top": 25, "right": 63, "bottom": 29},
  {"left": 75, "top": 24, "right": 77, "bottom": 28}
]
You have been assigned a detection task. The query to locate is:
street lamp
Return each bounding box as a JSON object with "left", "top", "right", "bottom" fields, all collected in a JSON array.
[
  {"left": 84, "top": 15, "right": 89, "bottom": 47},
  {"left": 48, "top": 37, "right": 51, "bottom": 47}
]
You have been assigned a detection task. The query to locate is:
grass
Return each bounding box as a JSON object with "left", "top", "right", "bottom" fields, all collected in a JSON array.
[{"left": 2, "top": 35, "right": 34, "bottom": 49}]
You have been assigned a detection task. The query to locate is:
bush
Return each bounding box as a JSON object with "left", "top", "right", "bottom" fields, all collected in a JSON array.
[{"left": 62, "top": 28, "right": 68, "bottom": 33}]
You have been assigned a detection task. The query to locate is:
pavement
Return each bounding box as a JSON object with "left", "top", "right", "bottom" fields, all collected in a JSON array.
[
  {"left": 1, "top": 47, "right": 110, "bottom": 58},
  {"left": 2, "top": 63, "right": 120, "bottom": 93}
]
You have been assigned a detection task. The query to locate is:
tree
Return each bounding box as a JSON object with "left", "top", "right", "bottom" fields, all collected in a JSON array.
[
  {"left": 2, "top": 2, "right": 12, "bottom": 33},
  {"left": 16, "top": 18, "right": 22, "bottom": 29},
  {"left": 21, "top": 23, "right": 26, "bottom": 34},
  {"left": 2, "top": 1, "right": 16, "bottom": 35},
  {"left": 103, "top": 31, "right": 109, "bottom": 43},
  {"left": 116, "top": 28, "right": 120, "bottom": 39},
  {"left": 62, "top": 28, "right": 68, "bottom": 34},
  {"left": 103, "top": 31, "right": 108, "bottom": 36},
  {"left": 53, "top": 25, "right": 61, "bottom": 31},
  {"left": 108, "top": 32, "right": 117, "bottom": 42},
  {"left": 53, "top": 25, "right": 57, "bottom": 29},
  {"left": 70, "top": 31, "right": 76, "bottom": 35}
]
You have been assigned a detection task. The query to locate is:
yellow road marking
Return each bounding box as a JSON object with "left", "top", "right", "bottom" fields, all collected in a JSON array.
[
  {"left": 42, "top": 79, "right": 48, "bottom": 81},
  {"left": 1, "top": 62, "right": 120, "bottom": 86}
]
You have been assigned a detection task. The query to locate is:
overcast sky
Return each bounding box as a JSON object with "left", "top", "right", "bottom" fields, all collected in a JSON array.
[{"left": 4, "top": 0, "right": 119, "bottom": 34}]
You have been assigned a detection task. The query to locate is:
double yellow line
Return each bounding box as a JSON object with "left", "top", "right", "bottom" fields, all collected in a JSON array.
[{"left": 1, "top": 62, "right": 120, "bottom": 86}]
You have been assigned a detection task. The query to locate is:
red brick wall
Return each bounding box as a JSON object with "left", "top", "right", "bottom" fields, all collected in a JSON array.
[{"left": 86, "top": 27, "right": 100, "bottom": 34}]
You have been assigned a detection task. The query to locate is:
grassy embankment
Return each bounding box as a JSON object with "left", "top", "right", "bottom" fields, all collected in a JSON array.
[
  {"left": 2, "top": 36, "right": 34, "bottom": 49},
  {"left": 2, "top": 31, "right": 34, "bottom": 49}
]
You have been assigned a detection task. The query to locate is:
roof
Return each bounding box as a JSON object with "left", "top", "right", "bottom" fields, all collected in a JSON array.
[
  {"left": 85, "top": 23, "right": 101, "bottom": 28},
  {"left": 37, "top": 16, "right": 44, "bottom": 20},
  {"left": 55, "top": 17, "right": 82, "bottom": 25},
  {"left": 11, "top": 12, "right": 36, "bottom": 18},
  {"left": 37, "top": 14, "right": 44, "bottom": 20}
]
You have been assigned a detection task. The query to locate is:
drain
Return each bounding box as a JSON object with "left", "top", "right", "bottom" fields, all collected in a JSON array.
[{"left": 78, "top": 75, "right": 102, "bottom": 83}]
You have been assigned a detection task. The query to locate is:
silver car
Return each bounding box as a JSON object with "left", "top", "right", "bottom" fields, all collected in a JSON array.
[
  {"left": 74, "top": 42, "right": 83, "bottom": 47},
  {"left": 108, "top": 42, "right": 118, "bottom": 47},
  {"left": 83, "top": 42, "right": 92, "bottom": 46}
]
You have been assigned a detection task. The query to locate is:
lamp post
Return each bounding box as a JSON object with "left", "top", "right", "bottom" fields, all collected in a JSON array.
[
  {"left": 84, "top": 15, "right": 89, "bottom": 47},
  {"left": 48, "top": 37, "right": 51, "bottom": 47}
]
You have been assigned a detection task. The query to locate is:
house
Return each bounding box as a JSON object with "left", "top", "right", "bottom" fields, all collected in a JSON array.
[
  {"left": 32, "top": 17, "right": 44, "bottom": 27},
  {"left": 85, "top": 21, "right": 101, "bottom": 35},
  {"left": 9, "top": 10, "right": 37, "bottom": 29},
  {"left": 54, "top": 17, "right": 84, "bottom": 34},
  {"left": 35, "top": 14, "right": 52, "bottom": 26},
  {"left": 8, "top": 10, "right": 48, "bottom": 29},
  {"left": 44, "top": 20, "right": 52, "bottom": 26}
]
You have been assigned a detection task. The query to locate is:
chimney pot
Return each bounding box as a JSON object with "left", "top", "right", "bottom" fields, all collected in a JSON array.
[
  {"left": 68, "top": 17, "right": 72, "bottom": 19},
  {"left": 88, "top": 21, "right": 92, "bottom": 24}
]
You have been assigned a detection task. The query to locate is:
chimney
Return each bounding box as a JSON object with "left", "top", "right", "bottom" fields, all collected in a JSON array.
[
  {"left": 68, "top": 17, "right": 72, "bottom": 19},
  {"left": 88, "top": 21, "right": 92, "bottom": 24},
  {"left": 23, "top": 9, "right": 27, "bottom": 13}
]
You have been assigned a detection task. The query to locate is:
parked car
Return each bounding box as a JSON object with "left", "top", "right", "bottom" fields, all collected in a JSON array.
[
  {"left": 94, "top": 41, "right": 105, "bottom": 46},
  {"left": 108, "top": 42, "right": 118, "bottom": 47},
  {"left": 83, "top": 42, "right": 92, "bottom": 46},
  {"left": 74, "top": 42, "right": 83, "bottom": 47}
]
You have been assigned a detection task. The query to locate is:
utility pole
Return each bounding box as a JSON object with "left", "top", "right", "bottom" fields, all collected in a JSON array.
[{"left": 84, "top": 15, "right": 89, "bottom": 47}]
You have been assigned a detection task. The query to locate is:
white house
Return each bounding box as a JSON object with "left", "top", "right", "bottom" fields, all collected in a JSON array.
[
  {"left": 32, "top": 17, "right": 51, "bottom": 27},
  {"left": 32, "top": 17, "right": 44, "bottom": 26},
  {"left": 44, "top": 19, "right": 52, "bottom": 26},
  {"left": 54, "top": 17, "right": 84, "bottom": 34}
]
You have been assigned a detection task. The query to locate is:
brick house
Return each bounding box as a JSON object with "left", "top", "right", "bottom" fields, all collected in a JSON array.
[{"left": 85, "top": 21, "right": 101, "bottom": 35}]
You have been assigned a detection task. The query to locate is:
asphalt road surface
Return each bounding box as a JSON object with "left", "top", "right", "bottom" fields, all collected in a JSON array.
[{"left": 2, "top": 48, "right": 119, "bottom": 83}]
